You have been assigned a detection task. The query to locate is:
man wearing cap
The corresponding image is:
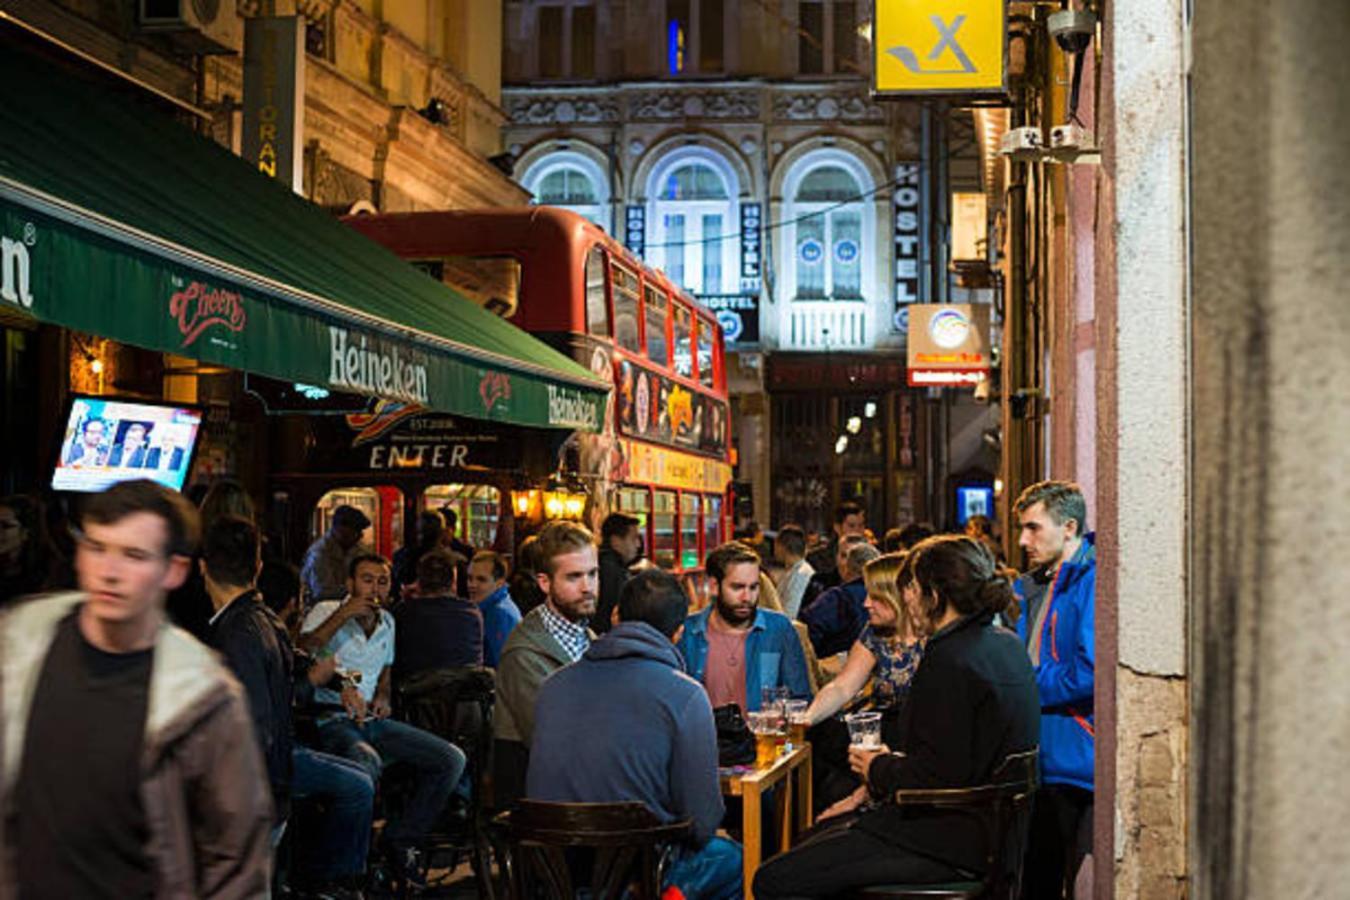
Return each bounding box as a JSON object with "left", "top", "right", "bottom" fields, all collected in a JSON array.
[{"left": 301, "top": 505, "right": 371, "bottom": 603}]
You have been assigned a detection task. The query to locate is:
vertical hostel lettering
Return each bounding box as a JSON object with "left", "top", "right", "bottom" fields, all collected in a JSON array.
[{"left": 893, "top": 162, "right": 923, "bottom": 332}]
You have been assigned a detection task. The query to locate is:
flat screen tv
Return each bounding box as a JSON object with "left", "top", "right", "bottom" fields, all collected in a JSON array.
[
  {"left": 955, "top": 484, "right": 994, "bottom": 526},
  {"left": 51, "top": 395, "right": 204, "bottom": 494}
]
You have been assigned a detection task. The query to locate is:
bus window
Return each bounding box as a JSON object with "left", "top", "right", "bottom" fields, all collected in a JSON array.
[
  {"left": 673, "top": 304, "right": 693, "bottom": 379},
  {"left": 644, "top": 285, "right": 669, "bottom": 366},
  {"left": 313, "top": 487, "right": 403, "bottom": 559},
  {"left": 611, "top": 262, "right": 641, "bottom": 353},
  {"left": 704, "top": 494, "right": 722, "bottom": 554},
  {"left": 422, "top": 483, "right": 501, "bottom": 548},
  {"left": 696, "top": 319, "right": 715, "bottom": 388},
  {"left": 585, "top": 246, "right": 609, "bottom": 338},
  {"left": 680, "top": 493, "right": 701, "bottom": 569},
  {"left": 617, "top": 486, "right": 652, "bottom": 556},
  {"left": 652, "top": 490, "right": 678, "bottom": 569}
]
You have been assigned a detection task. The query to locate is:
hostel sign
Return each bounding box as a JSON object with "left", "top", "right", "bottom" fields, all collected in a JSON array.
[
  {"left": 907, "top": 304, "right": 992, "bottom": 387},
  {"left": 873, "top": 0, "right": 1007, "bottom": 98}
]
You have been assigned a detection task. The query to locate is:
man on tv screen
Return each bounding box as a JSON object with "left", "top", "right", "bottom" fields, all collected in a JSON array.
[
  {"left": 66, "top": 418, "right": 109, "bottom": 468},
  {"left": 110, "top": 422, "right": 160, "bottom": 470}
]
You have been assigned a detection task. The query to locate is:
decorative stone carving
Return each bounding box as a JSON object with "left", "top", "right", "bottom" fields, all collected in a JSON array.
[
  {"left": 772, "top": 90, "right": 886, "bottom": 122},
  {"left": 628, "top": 138, "right": 646, "bottom": 156},
  {"left": 507, "top": 96, "right": 620, "bottom": 125},
  {"left": 629, "top": 90, "right": 759, "bottom": 120},
  {"left": 739, "top": 137, "right": 758, "bottom": 155}
]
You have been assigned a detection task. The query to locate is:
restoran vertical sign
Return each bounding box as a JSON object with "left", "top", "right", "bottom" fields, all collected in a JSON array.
[
  {"left": 872, "top": 0, "right": 1007, "bottom": 98},
  {"left": 243, "top": 16, "right": 306, "bottom": 192}
]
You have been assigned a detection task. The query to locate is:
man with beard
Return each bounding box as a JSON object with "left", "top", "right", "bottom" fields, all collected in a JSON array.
[
  {"left": 492, "top": 521, "right": 598, "bottom": 807},
  {"left": 678, "top": 541, "right": 812, "bottom": 715}
]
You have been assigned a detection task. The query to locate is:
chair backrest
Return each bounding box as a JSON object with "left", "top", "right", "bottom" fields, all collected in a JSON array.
[
  {"left": 397, "top": 667, "right": 496, "bottom": 809},
  {"left": 892, "top": 748, "right": 1040, "bottom": 900},
  {"left": 498, "top": 801, "right": 692, "bottom": 900}
]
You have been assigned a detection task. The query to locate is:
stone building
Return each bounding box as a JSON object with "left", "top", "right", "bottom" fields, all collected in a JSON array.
[{"left": 500, "top": 0, "right": 990, "bottom": 534}]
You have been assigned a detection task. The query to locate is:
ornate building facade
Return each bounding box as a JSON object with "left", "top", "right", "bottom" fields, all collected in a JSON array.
[{"left": 502, "top": 0, "right": 951, "bottom": 533}]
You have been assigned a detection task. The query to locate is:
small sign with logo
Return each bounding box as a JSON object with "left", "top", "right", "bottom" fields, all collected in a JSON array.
[
  {"left": 873, "top": 0, "right": 1007, "bottom": 98},
  {"left": 906, "top": 304, "right": 992, "bottom": 387}
]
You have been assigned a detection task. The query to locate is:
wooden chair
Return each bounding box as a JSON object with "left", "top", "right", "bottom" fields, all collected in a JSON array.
[
  {"left": 396, "top": 667, "right": 498, "bottom": 897},
  {"left": 855, "top": 749, "right": 1039, "bottom": 900},
  {"left": 494, "top": 800, "right": 692, "bottom": 900}
]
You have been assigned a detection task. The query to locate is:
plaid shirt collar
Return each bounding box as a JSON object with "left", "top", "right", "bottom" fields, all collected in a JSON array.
[{"left": 539, "top": 603, "right": 590, "bottom": 662}]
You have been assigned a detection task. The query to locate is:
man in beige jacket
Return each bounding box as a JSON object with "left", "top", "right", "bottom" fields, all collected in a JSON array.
[{"left": 0, "top": 479, "right": 272, "bottom": 899}]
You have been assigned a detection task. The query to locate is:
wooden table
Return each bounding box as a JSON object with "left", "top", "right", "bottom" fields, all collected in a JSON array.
[{"left": 720, "top": 744, "right": 813, "bottom": 900}]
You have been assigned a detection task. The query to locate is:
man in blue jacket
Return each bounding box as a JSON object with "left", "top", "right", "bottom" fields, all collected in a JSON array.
[
  {"left": 678, "top": 541, "right": 812, "bottom": 714},
  {"left": 528, "top": 568, "right": 742, "bottom": 899},
  {"left": 1013, "top": 480, "right": 1095, "bottom": 900}
]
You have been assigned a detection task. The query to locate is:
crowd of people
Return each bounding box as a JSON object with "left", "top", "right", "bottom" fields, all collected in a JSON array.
[{"left": 0, "top": 477, "right": 1096, "bottom": 900}]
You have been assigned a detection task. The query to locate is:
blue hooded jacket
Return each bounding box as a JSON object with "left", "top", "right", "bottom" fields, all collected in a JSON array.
[
  {"left": 1015, "top": 533, "right": 1095, "bottom": 791},
  {"left": 526, "top": 621, "right": 725, "bottom": 846},
  {"left": 479, "top": 584, "right": 522, "bottom": 668},
  {"left": 677, "top": 606, "right": 813, "bottom": 711}
]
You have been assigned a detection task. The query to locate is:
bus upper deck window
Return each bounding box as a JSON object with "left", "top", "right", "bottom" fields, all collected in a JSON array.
[
  {"left": 696, "top": 319, "right": 715, "bottom": 388},
  {"left": 673, "top": 304, "right": 693, "bottom": 379},
  {"left": 611, "top": 263, "right": 641, "bottom": 353},
  {"left": 645, "top": 286, "right": 669, "bottom": 366},
  {"left": 585, "top": 247, "right": 609, "bottom": 338}
]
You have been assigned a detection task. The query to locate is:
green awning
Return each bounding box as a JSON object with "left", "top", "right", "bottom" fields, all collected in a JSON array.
[{"left": 0, "top": 46, "right": 607, "bottom": 431}]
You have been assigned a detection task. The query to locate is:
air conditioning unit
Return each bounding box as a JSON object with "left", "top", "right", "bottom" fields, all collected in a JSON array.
[{"left": 138, "top": 0, "right": 243, "bottom": 56}]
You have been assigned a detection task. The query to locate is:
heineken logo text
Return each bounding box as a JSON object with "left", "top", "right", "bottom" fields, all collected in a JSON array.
[
  {"left": 1, "top": 234, "right": 33, "bottom": 308},
  {"left": 329, "top": 328, "right": 429, "bottom": 404},
  {"left": 171, "top": 281, "right": 246, "bottom": 347},
  {"left": 547, "top": 385, "right": 597, "bottom": 428}
]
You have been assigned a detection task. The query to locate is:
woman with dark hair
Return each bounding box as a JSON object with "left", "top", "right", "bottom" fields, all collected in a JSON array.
[
  {"left": 168, "top": 478, "right": 260, "bottom": 639},
  {"left": 753, "top": 535, "right": 1040, "bottom": 897}
]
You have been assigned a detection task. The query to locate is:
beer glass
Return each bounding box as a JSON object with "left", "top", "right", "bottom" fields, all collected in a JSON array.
[
  {"left": 784, "top": 699, "right": 810, "bottom": 746},
  {"left": 747, "top": 711, "right": 781, "bottom": 768},
  {"left": 845, "top": 711, "right": 883, "bottom": 749}
]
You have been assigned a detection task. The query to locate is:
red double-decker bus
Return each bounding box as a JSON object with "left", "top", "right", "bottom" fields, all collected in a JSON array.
[{"left": 346, "top": 207, "right": 734, "bottom": 576}]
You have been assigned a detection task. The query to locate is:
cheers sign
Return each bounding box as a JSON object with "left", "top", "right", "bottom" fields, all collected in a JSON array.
[{"left": 170, "top": 280, "right": 247, "bottom": 347}]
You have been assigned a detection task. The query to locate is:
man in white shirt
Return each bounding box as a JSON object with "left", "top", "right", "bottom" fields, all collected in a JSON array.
[
  {"left": 300, "top": 552, "right": 465, "bottom": 888},
  {"left": 774, "top": 524, "right": 814, "bottom": 620}
]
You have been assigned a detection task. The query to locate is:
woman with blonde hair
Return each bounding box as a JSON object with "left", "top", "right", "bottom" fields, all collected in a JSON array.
[{"left": 799, "top": 551, "right": 923, "bottom": 813}]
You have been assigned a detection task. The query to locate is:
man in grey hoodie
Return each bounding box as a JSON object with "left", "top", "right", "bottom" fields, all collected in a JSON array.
[{"left": 527, "top": 568, "right": 743, "bottom": 899}]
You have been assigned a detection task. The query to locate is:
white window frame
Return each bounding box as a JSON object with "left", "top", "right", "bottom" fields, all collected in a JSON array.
[
  {"left": 783, "top": 150, "right": 875, "bottom": 303},
  {"left": 646, "top": 149, "right": 739, "bottom": 296},
  {"left": 521, "top": 151, "right": 612, "bottom": 235}
]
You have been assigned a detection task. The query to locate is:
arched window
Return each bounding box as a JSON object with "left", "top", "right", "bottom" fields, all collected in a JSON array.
[
  {"left": 648, "top": 151, "right": 738, "bottom": 296},
  {"left": 521, "top": 151, "right": 611, "bottom": 233},
  {"left": 790, "top": 163, "right": 865, "bottom": 299}
]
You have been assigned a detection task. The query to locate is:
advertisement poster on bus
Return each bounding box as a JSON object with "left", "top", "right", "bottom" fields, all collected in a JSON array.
[{"left": 616, "top": 358, "right": 729, "bottom": 458}]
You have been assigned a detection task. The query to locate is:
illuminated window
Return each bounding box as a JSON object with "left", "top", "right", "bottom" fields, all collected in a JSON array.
[
  {"left": 648, "top": 150, "right": 739, "bottom": 296},
  {"left": 667, "top": 0, "right": 725, "bottom": 75},
  {"left": 522, "top": 150, "right": 611, "bottom": 233},
  {"left": 784, "top": 153, "right": 874, "bottom": 302}
]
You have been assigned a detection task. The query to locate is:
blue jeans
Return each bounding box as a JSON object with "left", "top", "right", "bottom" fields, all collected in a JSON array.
[
  {"left": 665, "top": 836, "right": 743, "bottom": 900},
  {"left": 317, "top": 715, "right": 466, "bottom": 848},
  {"left": 290, "top": 747, "right": 375, "bottom": 881}
]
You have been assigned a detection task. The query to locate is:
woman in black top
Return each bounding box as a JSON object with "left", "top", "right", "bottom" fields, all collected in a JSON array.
[{"left": 753, "top": 535, "right": 1040, "bottom": 898}]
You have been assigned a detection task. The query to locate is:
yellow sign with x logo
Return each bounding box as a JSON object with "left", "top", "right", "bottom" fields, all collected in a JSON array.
[{"left": 873, "top": 0, "right": 1007, "bottom": 96}]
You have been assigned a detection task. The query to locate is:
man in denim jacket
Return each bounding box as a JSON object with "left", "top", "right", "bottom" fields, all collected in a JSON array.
[{"left": 678, "top": 541, "right": 812, "bottom": 715}]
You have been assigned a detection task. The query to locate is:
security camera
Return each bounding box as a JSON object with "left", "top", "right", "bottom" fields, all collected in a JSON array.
[{"left": 1047, "top": 9, "right": 1096, "bottom": 54}]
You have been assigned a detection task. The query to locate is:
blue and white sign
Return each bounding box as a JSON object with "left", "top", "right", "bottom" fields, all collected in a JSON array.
[
  {"left": 625, "top": 205, "right": 646, "bottom": 258},
  {"left": 799, "top": 238, "right": 824, "bottom": 264},
  {"left": 834, "top": 239, "right": 859, "bottom": 264},
  {"left": 715, "top": 310, "right": 743, "bottom": 342},
  {"left": 894, "top": 162, "right": 924, "bottom": 333}
]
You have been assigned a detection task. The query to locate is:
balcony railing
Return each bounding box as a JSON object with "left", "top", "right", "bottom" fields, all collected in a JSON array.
[{"left": 783, "top": 299, "right": 870, "bottom": 351}]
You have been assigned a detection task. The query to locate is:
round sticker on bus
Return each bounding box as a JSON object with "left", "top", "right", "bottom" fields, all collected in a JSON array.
[{"left": 635, "top": 372, "right": 651, "bottom": 434}]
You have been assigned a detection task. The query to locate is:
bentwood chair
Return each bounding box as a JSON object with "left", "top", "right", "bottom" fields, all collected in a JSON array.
[
  {"left": 855, "top": 749, "right": 1040, "bottom": 900},
  {"left": 494, "top": 800, "right": 692, "bottom": 900}
]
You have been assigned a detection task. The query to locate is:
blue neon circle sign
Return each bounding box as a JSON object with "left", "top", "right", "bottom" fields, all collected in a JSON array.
[
  {"left": 834, "top": 239, "right": 859, "bottom": 263},
  {"left": 715, "top": 310, "right": 743, "bottom": 342}
]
